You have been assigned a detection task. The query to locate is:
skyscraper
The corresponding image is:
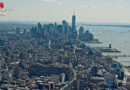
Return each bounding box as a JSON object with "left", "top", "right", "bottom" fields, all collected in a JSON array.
[
  {"left": 70, "top": 14, "right": 77, "bottom": 39},
  {"left": 62, "top": 20, "right": 69, "bottom": 34},
  {"left": 38, "top": 23, "right": 42, "bottom": 30},
  {"left": 72, "top": 14, "right": 76, "bottom": 32}
]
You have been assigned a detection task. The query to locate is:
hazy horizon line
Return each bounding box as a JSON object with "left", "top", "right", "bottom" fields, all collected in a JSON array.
[{"left": 0, "top": 20, "right": 130, "bottom": 25}]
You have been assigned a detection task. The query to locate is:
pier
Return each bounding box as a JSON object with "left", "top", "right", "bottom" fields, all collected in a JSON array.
[
  {"left": 106, "top": 55, "right": 130, "bottom": 59},
  {"left": 94, "top": 47, "right": 121, "bottom": 53}
]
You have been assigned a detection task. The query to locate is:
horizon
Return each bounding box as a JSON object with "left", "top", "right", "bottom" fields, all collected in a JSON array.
[{"left": 0, "top": 20, "right": 130, "bottom": 25}]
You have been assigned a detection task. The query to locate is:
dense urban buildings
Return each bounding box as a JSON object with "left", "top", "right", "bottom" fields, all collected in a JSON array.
[{"left": 0, "top": 14, "right": 127, "bottom": 90}]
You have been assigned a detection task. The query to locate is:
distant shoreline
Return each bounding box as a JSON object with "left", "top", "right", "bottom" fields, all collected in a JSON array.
[{"left": 80, "top": 39, "right": 102, "bottom": 44}]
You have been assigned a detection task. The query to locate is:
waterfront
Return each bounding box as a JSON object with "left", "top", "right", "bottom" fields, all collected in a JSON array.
[{"left": 80, "top": 24, "right": 130, "bottom": 66}]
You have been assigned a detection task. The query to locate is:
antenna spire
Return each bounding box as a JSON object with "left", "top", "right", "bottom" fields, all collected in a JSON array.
[{"left": 73, "top": 10, "right": 75, "bottom": 15}]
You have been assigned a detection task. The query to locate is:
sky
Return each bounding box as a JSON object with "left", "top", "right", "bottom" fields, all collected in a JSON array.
[{"left": 0, "top": 0, "right": 130, "bottom": 23}]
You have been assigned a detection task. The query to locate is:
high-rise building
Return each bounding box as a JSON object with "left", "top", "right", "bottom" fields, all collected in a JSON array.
[
  {"left": 79, "top": 26, "right": 84, "bottom": 36},
  {"left": 38, "top": 23, "right": 42, "bottom": 30},
  {"left": 57, "top": 25, "right": 62, "bottom": 34},
  {"left": 62, "top": 20, "right": 69, "bottom": 34},
  {"left": 72, "top": 14, "right": 76, "bottom": 32},
  {"left": 70, "top": 14, "right": 77, "bottom": 39}
]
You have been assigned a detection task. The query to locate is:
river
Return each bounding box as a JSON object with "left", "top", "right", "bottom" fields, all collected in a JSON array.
[{"left": 78, "top": 24, "right": 130, "bottom": 66}]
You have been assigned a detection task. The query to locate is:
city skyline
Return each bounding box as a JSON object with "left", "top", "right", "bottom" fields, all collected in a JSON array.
[{"left": 0, "top": 0, "right": 130, "bottom": 24}]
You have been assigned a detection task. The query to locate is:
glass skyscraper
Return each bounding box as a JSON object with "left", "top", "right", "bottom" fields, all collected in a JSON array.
[{"left": 72, "top": 14, "right": 76, "bottom": 32}]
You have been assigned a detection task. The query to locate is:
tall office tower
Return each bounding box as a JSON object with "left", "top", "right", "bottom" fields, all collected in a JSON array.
[
  {"left": 79, "top": 26, "right": 84, "bottom": 36},
  {"left": 72, "top": 14, "right": 76, "bottom": 32},
  {"left": 71, "top": 14, "right": 77, "bottom": 39},
  {"left": 38, "top": 23, "right": 42, "bottom": 30},
  {"left": 62, "top": 20, "right": 69, "bottom": 34}
]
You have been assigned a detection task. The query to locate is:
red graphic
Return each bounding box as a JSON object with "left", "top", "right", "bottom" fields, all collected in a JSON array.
[
  {"left": 0, "top": 2, "right": 4, "bottom": 8},
  {"left": 0, "top": 1, "right": 6, "bottom": 12}
]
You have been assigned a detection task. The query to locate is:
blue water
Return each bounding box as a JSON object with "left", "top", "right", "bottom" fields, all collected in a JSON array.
[{"left": 80, "top": 25, "right": 130, "bottom": 66}]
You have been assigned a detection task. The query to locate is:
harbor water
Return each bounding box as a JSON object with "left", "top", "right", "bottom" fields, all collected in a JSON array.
[{"left": 79, "top": 24, "right": 130, "bottom": 66}]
